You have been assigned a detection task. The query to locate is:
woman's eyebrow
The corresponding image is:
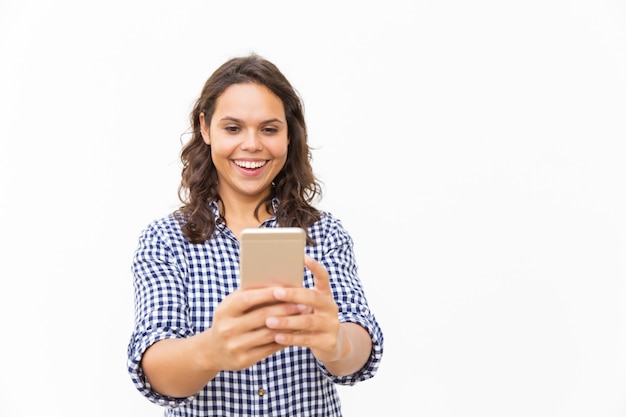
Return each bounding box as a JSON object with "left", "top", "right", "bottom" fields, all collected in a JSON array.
[{"left": 219, "top": 116, "right": 284, "bottom": 124}]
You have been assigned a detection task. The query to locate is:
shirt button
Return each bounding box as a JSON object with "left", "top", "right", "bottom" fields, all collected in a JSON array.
[{"left": 258, "top": 389, "right": 265, "bottom": 396}]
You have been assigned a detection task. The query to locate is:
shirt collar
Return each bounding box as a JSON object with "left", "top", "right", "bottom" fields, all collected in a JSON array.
[{"left": 208, "top": 198, "right": 280, "bottom": 225}]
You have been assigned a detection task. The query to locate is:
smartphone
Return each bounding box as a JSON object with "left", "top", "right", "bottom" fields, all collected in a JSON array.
[{"left": 239, "top": 227, "right": 306, "bottom": 289}]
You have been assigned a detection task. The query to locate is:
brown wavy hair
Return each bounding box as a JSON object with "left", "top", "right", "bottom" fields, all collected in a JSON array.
[{"left": 176, "top": 54, "right": 323, "bottom": 244}]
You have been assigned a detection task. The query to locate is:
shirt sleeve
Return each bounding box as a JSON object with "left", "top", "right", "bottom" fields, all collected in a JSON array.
[
  {"left": 126, "top": 219, "right": 196, "bottom": 408},
  {"left": 311, "top": 215, "right": 385, "bottom": 385}
]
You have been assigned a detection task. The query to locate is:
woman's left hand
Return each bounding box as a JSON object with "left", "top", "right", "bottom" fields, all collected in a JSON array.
[{"left": 264, "top": 255, "right": 349, "bottom": 364}]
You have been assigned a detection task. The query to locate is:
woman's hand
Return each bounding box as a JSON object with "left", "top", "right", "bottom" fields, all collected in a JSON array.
[
  {"left": 264, "top": 256, "right": 372, "bottom": 375},
  {"left": 142, "top": 285, "right": 305, "bottom": 398},
  {"left": 203, "top": 287, "right": 304, "bottom": 371}
]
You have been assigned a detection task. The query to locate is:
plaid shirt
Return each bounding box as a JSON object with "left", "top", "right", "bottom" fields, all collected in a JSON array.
[{"left": 127, "top": 204, "right": 384, "bottom": 416}]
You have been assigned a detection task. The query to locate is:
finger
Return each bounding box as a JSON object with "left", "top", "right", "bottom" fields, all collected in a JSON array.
[
  {"left": 246, "top": 301, "right": 306, "bottom": 329},
  {"left": 271, "top": 286, "right": 317, "bottom": 308},
  {"left": 227, "top": 325, "right": 285, "bottom": 351},
  {"left": 272, "top": 327, "right": 336, "bottom": 353},
  {"left": 273, "top": 331, "right": 319, "bottom": 347},
  {"left": 304, "top": 255, "right": 331, "bottom": 295},
  {"left": 265, "top": 311, "right": 317, "bottom": 332},
  {"left": 222, "top": 287, "right": 283, "bottom": 315}
]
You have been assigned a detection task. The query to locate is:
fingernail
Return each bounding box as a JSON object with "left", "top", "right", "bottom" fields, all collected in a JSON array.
[{"left": 273, "top": 288, "right": 286, "bottom": 298}]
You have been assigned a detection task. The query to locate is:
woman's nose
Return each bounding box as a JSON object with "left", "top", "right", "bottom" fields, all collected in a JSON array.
[{"left": 241, "top": 130, "right": 263, "bottom": 151}]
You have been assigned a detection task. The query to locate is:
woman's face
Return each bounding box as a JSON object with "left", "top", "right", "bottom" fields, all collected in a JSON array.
[{"left": 200, "top": 82, "right": 289, "bottom": 204}]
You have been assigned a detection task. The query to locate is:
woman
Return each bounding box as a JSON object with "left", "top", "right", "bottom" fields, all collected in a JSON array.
[{"left": 127, "top": 54, "right": 384, "bottom": 416}]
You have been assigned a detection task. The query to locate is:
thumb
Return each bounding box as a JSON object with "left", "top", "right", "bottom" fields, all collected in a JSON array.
[{"left": 304, "top": 255, "right": 331, "bottom": 295}]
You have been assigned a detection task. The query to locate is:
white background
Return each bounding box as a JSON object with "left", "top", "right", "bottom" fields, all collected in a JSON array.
[{"left": 1, "top": 1, "right": 625, "bottom": 416}]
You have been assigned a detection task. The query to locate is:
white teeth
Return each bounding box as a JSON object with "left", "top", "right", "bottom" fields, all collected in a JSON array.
[{"left": 235, "top": 160, "right": 266, "bottom": 169}]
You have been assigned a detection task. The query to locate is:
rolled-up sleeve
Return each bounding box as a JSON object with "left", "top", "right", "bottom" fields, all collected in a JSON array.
[
  {"left": 310, "top": 215, "right": 384, "bottom": 385},
  {"left": 126, "top": 222, "right": 196, "bottom": 408}
]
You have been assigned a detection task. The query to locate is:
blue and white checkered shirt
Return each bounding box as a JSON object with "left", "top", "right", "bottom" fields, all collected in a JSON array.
[{"left": 127, "top": 205, "right": 384, "bottom": 416}]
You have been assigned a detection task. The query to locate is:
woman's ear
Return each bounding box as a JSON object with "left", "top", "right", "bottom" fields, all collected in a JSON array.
[{"left": 199, "top": 112, "right": 210, "bottom": 145}]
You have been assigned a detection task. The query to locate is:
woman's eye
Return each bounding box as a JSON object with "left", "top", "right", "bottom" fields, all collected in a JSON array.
[
  {"left": 224, "top": 126, "right": 240, "bottom": 133},
  {"left": 262, "top": 127, "right": 278, "bottom": 134}
]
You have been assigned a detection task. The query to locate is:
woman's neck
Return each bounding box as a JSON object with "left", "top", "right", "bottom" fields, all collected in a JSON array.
[{"left": 218, "top": 196, "right": 273, "bottom": 239}]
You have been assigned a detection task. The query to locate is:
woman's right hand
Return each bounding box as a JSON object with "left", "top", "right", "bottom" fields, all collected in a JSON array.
[
  {"left": 141, "top": 287, "right": 303, "bottom": 398},
  {"left": 200, "top": 287, "right": 304, "bottom": 371}
]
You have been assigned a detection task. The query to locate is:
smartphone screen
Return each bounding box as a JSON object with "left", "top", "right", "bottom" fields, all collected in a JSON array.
[{"left": 239, "top": 227, "right": 306, "bottom": 289}]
